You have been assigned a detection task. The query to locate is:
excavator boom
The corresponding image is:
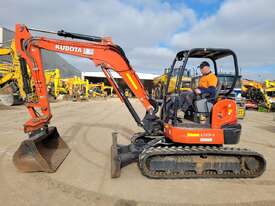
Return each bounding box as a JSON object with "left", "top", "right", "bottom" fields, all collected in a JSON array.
[
  {"left": 14, "top": 24, "right": 157, "bottom": 172},
  {"left": 15, "top": 24, "right": 154, "bottom": 132}
]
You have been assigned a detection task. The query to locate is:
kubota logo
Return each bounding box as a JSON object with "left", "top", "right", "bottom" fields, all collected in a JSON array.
[{"left": 55, "top": 44, "right": 82, "bottom": 53}]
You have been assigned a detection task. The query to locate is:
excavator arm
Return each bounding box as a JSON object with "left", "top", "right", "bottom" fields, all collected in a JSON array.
[
  {"left": 15, "top": 24, "right": 157, "bottom": 133},
  {"left": 13, "top": 24, "right": 161, "bottom": 173}
]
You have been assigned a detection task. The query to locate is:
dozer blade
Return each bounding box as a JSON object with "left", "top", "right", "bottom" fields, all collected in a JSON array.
[
  {"left": 13, "top": 127, "right": 70, "bottom": 173},
  {"left": 111, "top": 133, "right": 121, "bottom": 178},
  {"left": 110, "top": 132, "right": 141, "bottom": 178}
]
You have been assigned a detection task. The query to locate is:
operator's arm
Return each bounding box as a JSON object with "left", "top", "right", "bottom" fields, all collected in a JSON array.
[{"left": 199, "top": 86, "right": 216, "bottom": 98}]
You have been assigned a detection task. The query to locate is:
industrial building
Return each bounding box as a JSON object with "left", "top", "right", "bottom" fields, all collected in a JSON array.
[{"left": 82, "top": 71, "right": 159, "bottom": 95}]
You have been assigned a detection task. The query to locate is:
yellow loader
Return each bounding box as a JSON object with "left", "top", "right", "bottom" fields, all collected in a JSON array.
[
  {"left": 153, "top": 67, "right": 191, "bottom": 99},
  {"left": 0, "top": 40, "right": 29, "bottom": 106},
  {"left": 63, "top": 76, "right": 89, "bottom": 101},
  {"left": 44, "top": 68, "right": 68, "bottom": 100},
  {"left": 264, "top": 80, "right": 275, "bottom": 111}
]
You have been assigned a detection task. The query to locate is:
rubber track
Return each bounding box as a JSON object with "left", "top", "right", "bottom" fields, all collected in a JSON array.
[{"left": 138, "top": 146, "right": 266, "bottom": 179}]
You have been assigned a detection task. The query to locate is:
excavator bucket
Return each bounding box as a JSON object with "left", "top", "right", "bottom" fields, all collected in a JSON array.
[{"left": 13, "top": 127, "right": 70, "bottom": 172}]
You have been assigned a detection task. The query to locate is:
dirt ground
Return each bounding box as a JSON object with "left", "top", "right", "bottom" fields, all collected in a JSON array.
[{"left": 0, "top": 98, "right": 275, "bottom": 206}]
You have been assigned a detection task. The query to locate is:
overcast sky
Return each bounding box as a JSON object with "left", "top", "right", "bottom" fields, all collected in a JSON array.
[{"left": 1, "top": 0, "right": 274, "bottom": 80}]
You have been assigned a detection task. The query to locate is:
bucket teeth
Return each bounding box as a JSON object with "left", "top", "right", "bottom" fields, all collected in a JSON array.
[{"left": 13, "top": 127, "right": 70, "bottom": 172}]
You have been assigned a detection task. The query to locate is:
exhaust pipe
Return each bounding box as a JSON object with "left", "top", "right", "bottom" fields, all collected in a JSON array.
[{"left": 13, "top": 127, "right": 70, "bottom": 172}]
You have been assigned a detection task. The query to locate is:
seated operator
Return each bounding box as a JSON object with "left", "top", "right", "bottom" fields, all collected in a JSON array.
[
  {"left": 166, "top": 61, "right": 218, "bottom": 119},
  {"left": 195, "top": 61, "right": 218, "bottom": 98}
]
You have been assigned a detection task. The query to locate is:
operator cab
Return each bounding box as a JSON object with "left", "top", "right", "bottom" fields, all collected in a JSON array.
[{"left": 162, "top": 48, "right": 240, "bottom": 126}]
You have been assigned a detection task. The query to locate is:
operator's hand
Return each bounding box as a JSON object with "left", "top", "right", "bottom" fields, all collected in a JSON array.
[{"left": 194, "top": 88, "right": 201, "bottom": 95}]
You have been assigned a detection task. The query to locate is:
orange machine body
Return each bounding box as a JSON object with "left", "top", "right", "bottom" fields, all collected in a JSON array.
[{"left": 164, "top": 99, "right": 237, "bottom": 144}]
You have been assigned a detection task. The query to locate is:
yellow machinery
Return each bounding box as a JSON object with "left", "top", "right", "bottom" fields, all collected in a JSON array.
[
  {"left": 264, "top": 80, "right": 275, "bottom": 111},
  {"left": 64, "top": 76, "right": 89, "bottom": 101},
  {"left": 241, "top": 79, "right": 262, "bottom": 109},
  {"left": 153, "top": 67, "right": 191, "bottom": 99},
  {"left": 124, "top": 88, "right": 133, "bottom": 98},
  {"left": 257, "top": 88, "right": 273, "bottom": 112},
  {"left": 88, "top": 82, "right": 113, "bottom": 97},
  {"left": 265, "top": 80, "right": 275, "bottom": 88},
  {"left": 101, "top": 82, "right": 113, "bottom": 96},
  {"left": 242, "top": 79, "right": 274, "bottom": 112},
  {"left": 241, "top": 79, "right": 263, "bottom": 94},
  {"left": 0, "top": 40, "right": 27, "bottom": 106},
  {"left": 44, "top": 68, "right": 68, "bottom": 99},
  {"left": 88, "top": 82, "right": 106, "bottom": 97}
]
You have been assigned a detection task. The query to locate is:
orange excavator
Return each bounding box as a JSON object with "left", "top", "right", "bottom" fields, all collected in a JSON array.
[{"left": 13, "top": 24, "right": 265, "bottom": 178}]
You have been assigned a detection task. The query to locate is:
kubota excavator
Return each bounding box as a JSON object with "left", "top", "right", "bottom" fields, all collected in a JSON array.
[{"left": 13, "top": 24, "right": 266, "bottom": 178}]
